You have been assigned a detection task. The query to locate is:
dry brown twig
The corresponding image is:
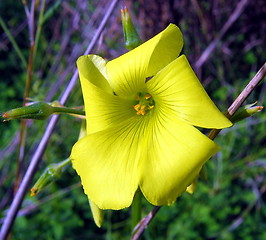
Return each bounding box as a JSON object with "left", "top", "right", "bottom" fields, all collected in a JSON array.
[
  {"left": 195, "top": 0, "right": 250, "bottom": 70},
  {"left": 131, "top": 62, "right": 266, "bottom": 240}
]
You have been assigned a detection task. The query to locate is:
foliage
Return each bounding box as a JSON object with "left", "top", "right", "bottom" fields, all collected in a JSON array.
[{"left": 0, "top": 0, "right": 265, "bottom": 239}]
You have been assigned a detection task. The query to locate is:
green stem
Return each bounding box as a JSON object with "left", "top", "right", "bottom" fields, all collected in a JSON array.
[
  {"left": 34, "top": 0, "right": 46, "bottom": 60},
  {"left": 52, "top": 107, "right": 85, "bottom": 116},
  {"left": 57, "top": 158, "right": 71, "bottom": 169},
  {"left": 106, "top": 211, "right": 112, "bottom": 240},
  {"left": 0, "top": 16, "right": 27, "bottom": 68},
  {"left": 131, "top": 190, "right": 142, "bottom": 231}
]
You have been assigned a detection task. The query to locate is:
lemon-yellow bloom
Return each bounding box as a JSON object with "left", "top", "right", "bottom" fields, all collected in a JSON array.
[{"left": 70, "top": 24, "right": 232, "bottom": 210}]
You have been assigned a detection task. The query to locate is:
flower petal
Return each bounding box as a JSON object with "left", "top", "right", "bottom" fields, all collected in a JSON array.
[
  {"left": 77, "top": 55, "right": 113, "bottom": 94},
  {"left": 147, "top": 55, "right": 232, "bottom": 129},
  {"left": 77, "top": 55, "right": 136, "bottom": 134},
  {"left": 70, "top": 116, "right": 150, "bottom": 210},
  {"left": 106, "top": 24, "right": 183, "bottom": 96},
  {"left": 83, "top": 83, "right": 136, "bottom": 134},
  {"left": 89, "top": 200, "right": 103, "bottom": 228},
  {"left": 139, "top": 109, "right": 219, "bottom": 206}
]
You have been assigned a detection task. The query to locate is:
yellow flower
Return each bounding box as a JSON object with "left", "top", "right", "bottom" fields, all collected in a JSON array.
[{"left": 70, "top": 24, "right": 232, "bottom": 210}]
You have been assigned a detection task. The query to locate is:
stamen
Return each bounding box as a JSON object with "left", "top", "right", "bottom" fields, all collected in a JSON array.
[
  {"left": 137, "top": 106, "right": 146, "bottom": 116},
  {"left": 133, "top": 92, "right": 155, "bottom": 116},
  {"left": 133, "top": 103, "right": 141, "bottom": 111},
  {"left": 145, "top": 94, "right": 151, "bottom": 99}
]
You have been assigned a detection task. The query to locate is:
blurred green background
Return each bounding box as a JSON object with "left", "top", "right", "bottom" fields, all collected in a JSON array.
[{"left": 0, "top": 0, "right": 265, "bottom": 239}]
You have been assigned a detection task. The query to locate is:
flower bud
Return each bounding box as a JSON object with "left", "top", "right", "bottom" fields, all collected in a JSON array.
[
  {"left": 30, "top": 158, "right": 70, "bottom": 196},
  {"left": 1, "top": 102, "right": 54, "bottom": 121},
  {"left": 121, "top": 6, "right": 142, "bottom": 50},
  {"left": 230, "top": 102, "right": 263, "bottom": 123}
]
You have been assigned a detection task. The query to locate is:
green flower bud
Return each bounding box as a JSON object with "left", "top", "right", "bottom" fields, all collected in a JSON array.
[
  {"left": 30, "top": 158, "right": 70, "bottom": 196},
  {"left": 1, "top": 102, "right": 54, "bottom": 121},
  {"left": 1, "top": 101, "right": 85, "bottom": 121},
  {"left": 121, "top": 6, "right": 142, "bottom": 50},
  {"left": 230, "top": 102, "right": 263, "bottom": 123}
]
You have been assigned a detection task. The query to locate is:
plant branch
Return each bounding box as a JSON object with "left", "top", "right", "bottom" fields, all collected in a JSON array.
[
  {"left": 132, "top": 206, "right": 161, "bottom": 240},
  {"left": 208, "top": 62, "right": 266, "bottom": 140},
  {"left": 131, "top": 191, "right": 142, "bottom": 231},
  {"left": 52, "top": 106, "right": 85, "bottom": 116},
  {"left": 33, "top": 0, "right": 46, "bottom": 60},
  {"left": 21, "top": 0, "right": 30, "bottom": 19},
  {"left": 195, "top": 0, "right": 250, "bottom": 70},
  {"left": 0, "top": 16, "right": 27, "bottom": 68},
  {"left": 15, "top": 0, "right": 36, "bottom": 198},
  {"left": 131, "top": 62, "right": 266, "bottom": 240},
  {"left": 0, "top": 0, "right": 119, "bottom": 239},
  {"left": 15, "top": 0, "right": 36, "bottom": 185}
]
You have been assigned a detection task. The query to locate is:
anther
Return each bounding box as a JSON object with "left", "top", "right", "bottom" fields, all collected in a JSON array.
[
  {"left": 145, "top": 94, "right": 151, "bottom": 99},
  {"left": 133, "top": 92, "right": 154, "bottom": 116}
]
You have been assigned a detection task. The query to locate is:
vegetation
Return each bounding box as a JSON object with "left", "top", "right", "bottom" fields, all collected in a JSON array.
[{"left": 0, "top": 0, "right": 265, "bottom": 239}]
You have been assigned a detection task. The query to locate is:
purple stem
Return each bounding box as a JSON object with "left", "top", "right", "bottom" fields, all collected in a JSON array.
[{"left": 0, "top": 0, "right": 119, "bottom": 239}]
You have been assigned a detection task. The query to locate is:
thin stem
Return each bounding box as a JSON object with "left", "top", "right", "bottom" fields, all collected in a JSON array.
[
  {"left": 15, "top": 0, "right": 36, "bottom": 198},
  {"left": 52, "top": 106, "right": 85, "bottom": 116},
  {"left": 131, "top": 191, "right": 142, "bottom": 231},
  {"left": 0, "top": 16, "right": 27, "bottom": 68},
  {"left": 195, "top": 0, "right": 250, "bottom": 70},
  {"left": 16, "top": 182, "right": 80, "bottom": 219},
  {"left": 208, "top": 62, "right": 266, "bottom": 140},
  {"left": 58, "top": 158, "right": 71, "bottom": 169},
  {"left": 131, "top": 62, "right": 266, "bottom": 240},
  {"left": 28, "top": 0, "right": 36, "bottom": 45},
  {"left": 14, "top": 122, "right": 27, "bottom": 193},
  {"left": 33, "top": 0, "right": 46, "bottom": 60},
  {"left": 21, "top": 0, "right": 30, "bottom": 18},
  {"left": 0, "top": 1, "right": 119, "bottom": 239},
  {"left": 24, "top": 44, "right": 35, "bottom": 101},
  {"left": 227, "top": 63, "right": 266, "bottom": 116},
  {"left": 132, "top": 206, "right": 160, "bottom": 240}
]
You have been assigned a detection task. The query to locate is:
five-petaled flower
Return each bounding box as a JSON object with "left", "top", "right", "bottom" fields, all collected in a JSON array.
[{"left": 70, "top": 24, "right": 232, "bottom": 210}]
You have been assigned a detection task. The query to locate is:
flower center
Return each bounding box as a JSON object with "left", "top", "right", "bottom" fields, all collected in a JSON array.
[{"left": 133, "top": 92, "right": 155, "bottom": 116}]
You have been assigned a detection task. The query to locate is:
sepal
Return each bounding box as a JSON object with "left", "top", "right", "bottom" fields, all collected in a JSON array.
[
  {"left": 121, "top": 6, "right": 142, "bottom": 50},
  {"left": 230, "top": 102, "right": 263, "bottom": 123}
]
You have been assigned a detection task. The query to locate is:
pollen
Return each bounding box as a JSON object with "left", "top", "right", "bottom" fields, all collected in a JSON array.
[
  {"left": 133, "top": 93, "right": 155, "bottom": 116},
  {"left": 30, "top": 188, "right": 37, "bottom": 197},
  {"left": 133, "top": 104, "right": 141, "bottom": 112},
  {"left": 145, "top": 94, "right": 152, "bottom": 99}
]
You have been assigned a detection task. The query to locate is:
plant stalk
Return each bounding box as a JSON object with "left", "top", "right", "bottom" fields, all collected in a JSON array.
[{"left": 131, "top": 191, "right": 142, "bottom": 231}]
